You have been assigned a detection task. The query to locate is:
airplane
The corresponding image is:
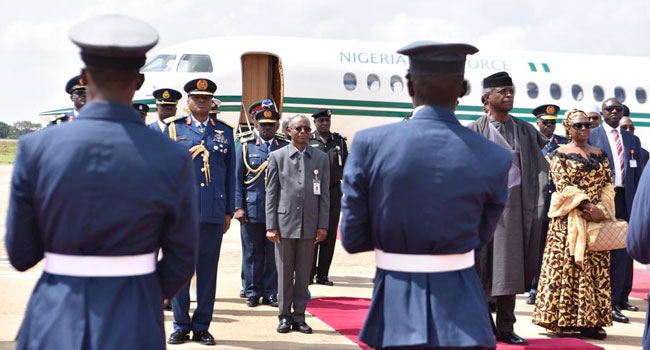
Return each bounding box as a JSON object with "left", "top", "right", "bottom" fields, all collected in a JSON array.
[{"left": 39, "top": 36, "right": 650, "bottom": 147}]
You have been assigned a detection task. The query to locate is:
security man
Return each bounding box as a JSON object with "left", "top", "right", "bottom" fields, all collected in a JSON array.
[
  {"left": 309, "top": 108, "right": 348, "bottom": 285},
  {"left": 235, "top": 99, "right": 289, "bottom": 307},
  {"left": 48, "top": 75, "right": 86, "bottom": 126},
  {"left": 149, "top": 88, "right": 182, "bottom": 133},
  {"left": 168, "top": 78, "right": 236, "bottom": 346},
  {"left": 133, "top": 103, "right": 149, "bottom": 122},
  {"left": 526, "top": 104, "right": 567, "bottom": 305},
  {"left": 6, "top": 15, "right": 198, "bottom": 350}
]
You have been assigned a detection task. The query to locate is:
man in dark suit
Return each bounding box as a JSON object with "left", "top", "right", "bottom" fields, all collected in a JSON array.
[
  {"left": 266, "top": 114, "right": 330, "bottom": 334},
  {"left": 48, "top": 75, "right": 87, "bottom": 126},
  {"left": 168, "top": 78, "right": 236, "bottom": 346},
  {"left": 5, "top": 15, "right": 198, "bottom": 350},
  {"left": 626, "top": 161, "right": 650, "bottom": 350},
  {"left": 620, "top": 108, "right": 650, "bottom": 166},
  {"left": 589, "top": 97, "right": 646, "bottom": 323},
  {"left": 341, "top": 41, "right": 511, "bottom": 350}
]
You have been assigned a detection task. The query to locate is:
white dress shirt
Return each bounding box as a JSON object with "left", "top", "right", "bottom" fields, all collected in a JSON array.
[
  {"left": 156, "top": 119, "right": 166, "bottom": 133},
  {"left": 603, "top": 122, "right": 625, "bottom": 187}
]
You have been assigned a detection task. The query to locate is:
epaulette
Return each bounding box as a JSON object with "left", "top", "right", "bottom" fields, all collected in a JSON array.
[
  {"left": 274, "top": 132, "right": 290, "bottom": 142},
  {"left": 49, "top": 114, "right": 67, "bottom": 122},
  {"left": 332, "top": 131, "right": 347, "bottom": 141},
  {"left": 215, "top": 118, "right": 234, "bottom": 130},
  {"left": 163, "top": 115, "right": 186, "bottom": 124},
  {"left": 237, "top": 130, "right": 255, "bottom": 143}
]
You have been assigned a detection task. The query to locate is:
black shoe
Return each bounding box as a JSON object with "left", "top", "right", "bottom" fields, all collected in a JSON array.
[
  {"left": 612, "top": 306, "right": 630, "bottom": 323},
  {"left": 619, "top": 302, "right": 639, "bottom": 311},
  {"left": 277, "top": 318, "right": 292, "bottom": 333},
  {"left": 168, "top": 330, "right": 190, "bottom": 344},
  {"left": 580, "top": 327, "right": 607, "bottom": 340},
  {"left": 525, "top": 294, "right": 536, "bottom": 305},
  {"left": 192, "top": 330, "right": 216, "bottom": 345},
  {"left": 246, "top": 297, "right": 259, "bottom": 307},
  {"left": 262, "top": 296, "right": 279, "bottom": 307},
  {"left": 292, "top": 321, "right": 313, "bottom": 334},
  {"left": 316, "top": 277, "right": 334, "bottom": 286},
  {"left": 497, "top": 331, "right": 528, "bottom": 345},
  {"left": 239, "top": 289, "right": 246, "bottom": 298}
]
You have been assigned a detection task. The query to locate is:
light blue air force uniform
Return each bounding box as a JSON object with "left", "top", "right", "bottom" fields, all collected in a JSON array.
[
  {"left": 169, "top": 114, "right": 235, "bottom": 333},
  {"left": 341, "top": 105, "right": 511, "bottom": 349},
  {"left": 235, "top": 133, "right": 289, "bottom": 298}
]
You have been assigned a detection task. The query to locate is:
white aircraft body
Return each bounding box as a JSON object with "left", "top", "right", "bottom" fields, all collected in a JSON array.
[{"left": 39, "top": 36, "right": 650, "bottom": 146}]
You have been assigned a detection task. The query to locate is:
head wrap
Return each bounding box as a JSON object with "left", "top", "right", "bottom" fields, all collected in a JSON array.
[{"left": 562, "top": 108, "right": 588, "bottom": 141}]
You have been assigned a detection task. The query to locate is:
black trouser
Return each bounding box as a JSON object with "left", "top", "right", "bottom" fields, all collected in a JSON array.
[
  {"left": 311, "top": 186, "right": 342, "bottom": 280},
  {"left": 611, "top": 187, "right": 631, "bottom": 306},
  {"left": 495, "top": 294, "right": 517, "bottom": 334},
  {"left": 529, "top": 218, "right": 550, "bottom": 295}
]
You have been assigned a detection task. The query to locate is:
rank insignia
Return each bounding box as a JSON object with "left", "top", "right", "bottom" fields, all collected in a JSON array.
[{"left": 197, "top": 79, "right": 208, "bottom": 90}]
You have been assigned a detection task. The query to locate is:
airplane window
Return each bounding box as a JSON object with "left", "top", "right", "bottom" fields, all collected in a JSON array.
[
  {"left": 550, "top": 83, "right": 562, "bottom": 100},
  {"left": 571, "top": 84, "right": 584, "bottom": 101},
  {"left": 526, "top": 82, "right": 538, "bottom": 99},
  {"left": 593, "top": 85, "right": 604, "bottom": 102},
  {"left": 614, "top": 86, "right": 626, "bottom": 102},
  {"left": 141, "top": 54, "right": 176, "bottom": 72},
  {"left": 176, "top": 54, "right": 213, "bottom": 73},
  {"left": 636, "top": 88, "right": 647, "bottom": 104},
  {"left": 343, "top": 73, "right": 357, "bottom": 91},
  {"left": 390, "top": 75, "right": 404, "bottom": 93},
  {"left": 367, "top": 74, "right": 381, "bottom": 92}
]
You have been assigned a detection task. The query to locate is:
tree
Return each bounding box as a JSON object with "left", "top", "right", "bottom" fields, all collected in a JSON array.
[
  {"left": 0, "top": 121, "right": 11, "bottom": 138},
  {"left": 8, "top": 121, "right": 42, "bottom": 139}
]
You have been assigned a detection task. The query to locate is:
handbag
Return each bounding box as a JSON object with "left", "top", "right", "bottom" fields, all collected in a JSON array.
[{"left": 587, "top": 219, "right": 628, "bottom": 251}]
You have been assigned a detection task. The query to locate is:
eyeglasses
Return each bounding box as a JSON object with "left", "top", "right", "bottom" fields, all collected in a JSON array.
[
  {"left": 292, "top": 126, "right": 311, "bottom": 133},
  {"left": 588, "top": 116, "right": 600, "bottom": 121},
  {"left": 541, "top": 120, "right": 556, "bottom": 126},
  {"left": 603, "top": 106, "right": 623, "bottom": 113},
  {"left": 571, "top": 122, "right": 592, "bottom": 130}
]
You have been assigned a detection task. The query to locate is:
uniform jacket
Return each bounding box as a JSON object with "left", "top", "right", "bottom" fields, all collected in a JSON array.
[
  {"left": 46, "top": 110, "right": 75, "bottom": 127},
  {"left": 148, "top": 120, "right": 165, "bottom": 133},
  {"left": 235, "top": 133, "right": 289, "bottom": 223},
  {"left": 542, "top": 134, "right": 568, "bottom": 158},
  {"left": 308, "top": 131, "right": 348, "bottom": 189},
  {"left": 171, "top": 114, "right": 235, "bottom": 223},
  {"left": 589, "top": 125, "right": 646, "bottom": 217},
  {"left": 340, "top": 105, "right": 510, "bottom": 349},
  {"left": 265, "top": 143, "right": 330, "bottom": 239},
  {"left": 5, "top": 101, "right": 198, "bottom": 350}
]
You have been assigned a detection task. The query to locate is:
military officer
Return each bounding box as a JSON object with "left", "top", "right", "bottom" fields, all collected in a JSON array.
[
  {"left": 309, "top": 108, "right": 348, "bottom": 286},
  {"left": 235, "top": 99, "right": 289, "bottom": 307},
  {"left": 209, "top": 97, "right": 222, "bottom": 118},
  {"left": 48, "top": 75, "right": 86, "bottom": 126},
  {"left": 168, "top": 78, "right": 236, "bottom": 346},
  {"left": 133, "top": 103, "right": 149, "bottom": 121},
  {"left": 149, "top": 88, "right": 182, "bottom": 133},
  {"left": 341, "top": 41, "right": 508, "bottom": 350},
  {"left": 6, "top": 15, "right": 198, "bottom": 350},
  {"left": 526, "top": 104, "right": 567, "bottom": 305}
]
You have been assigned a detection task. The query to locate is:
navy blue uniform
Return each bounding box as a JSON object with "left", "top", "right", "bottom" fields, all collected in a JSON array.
[
  {"left": 6, "top": 101, "right": 198, "bottom": 350},
  {"left": 170, "top": 114, "right": 235, "bottom": 333},
  {"left": 341, "top": 105, "right": 511, "bottom": 349},
  {"left": 627, "top": 166, "right": 650, "bottom": 350},
  {"left": 541, "top": 134, "right": 567, "bottom": 158},
  {"left": 235, "top": 133, "right": 289, "bottom": 299},
  {"left": 46, "top": 111, "right": 75, "bottom": 127}
]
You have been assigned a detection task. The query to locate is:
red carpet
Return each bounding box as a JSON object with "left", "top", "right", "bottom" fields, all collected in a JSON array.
[
  {"left": 306, "top": 297, "right": 603, "bottom": 350},
  {"left": 632, "top": 268, "right": 650, "bottom": 300}
]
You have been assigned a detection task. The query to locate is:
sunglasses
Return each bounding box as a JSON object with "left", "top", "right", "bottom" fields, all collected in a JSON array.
[
  {"left": 621, "top": 125, "right": 635, "bottom": 132},
  {"left": 292, "top": 126, "right": 311, "bottom": 132},
  {"left": 603, "top": 106, "right": 623, "bottom": 113},
  {"left": 541, "top": 120, "right": 556, "bottom": 126},
  {"left": 72, "top": 90, "right": 86, "bottom": 96},
  {"left": 588, "top": 116, "right": 600, "bottom": 121},
  {"left": 572, "top": 122, "right": 592, "bottom": 130}
]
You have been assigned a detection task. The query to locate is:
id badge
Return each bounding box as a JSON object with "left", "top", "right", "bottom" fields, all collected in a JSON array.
[
  {"left": 630, "top": 159, "right": 638, "bottom": 168},
  {"left": 313, "top": 180, "right": 321, "bottom": 195}
]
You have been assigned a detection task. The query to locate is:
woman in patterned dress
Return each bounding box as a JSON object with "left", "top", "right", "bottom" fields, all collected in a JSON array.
[{"left": 532, "top": 109, "right": 614, "bottom": 340}]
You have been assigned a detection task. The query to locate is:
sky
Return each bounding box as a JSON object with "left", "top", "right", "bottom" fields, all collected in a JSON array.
[{"left": 2, "top": 0, "right": 650, "bottom": 124}]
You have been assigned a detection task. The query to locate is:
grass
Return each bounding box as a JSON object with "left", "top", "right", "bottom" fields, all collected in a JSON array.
[{"left": 0, "top": 139, "right": 17, "bottom": 164}]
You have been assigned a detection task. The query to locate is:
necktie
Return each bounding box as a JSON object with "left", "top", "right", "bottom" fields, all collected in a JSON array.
[
  {"left": 612, "top": 129, "right": 625, "bottom": 184},
  {"left": 199, "top": 124, "right": 205, "bottom": 134}
]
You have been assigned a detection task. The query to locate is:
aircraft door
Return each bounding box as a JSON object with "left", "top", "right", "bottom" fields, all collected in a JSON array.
[{"left": 240, "top": 54, "right": 284, "bottom": 132}]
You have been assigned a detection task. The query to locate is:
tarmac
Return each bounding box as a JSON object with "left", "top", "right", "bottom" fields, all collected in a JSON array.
[{"left": 0, "top": 163, "right": 646, "bottom": 350}]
